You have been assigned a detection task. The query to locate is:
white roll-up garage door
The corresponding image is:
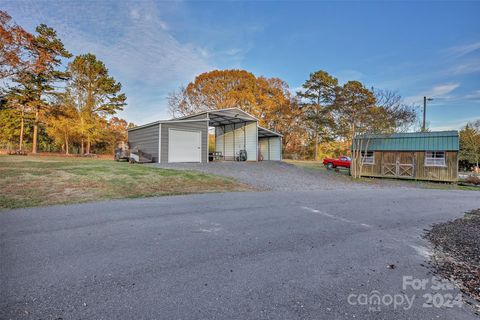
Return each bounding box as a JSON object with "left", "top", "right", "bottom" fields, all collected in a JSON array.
[{"left": 168, "top": 129, "right": 202, "bottom": 163}]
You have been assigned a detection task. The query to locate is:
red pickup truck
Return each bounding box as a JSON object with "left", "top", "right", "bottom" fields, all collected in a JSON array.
[{"left": 323, "top": 156, "right": 351, "bottom": 169}]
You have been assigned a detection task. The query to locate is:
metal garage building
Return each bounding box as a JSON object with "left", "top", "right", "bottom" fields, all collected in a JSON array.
[{"left": 127, "top": 108, "right": 282, "bottom": 163}]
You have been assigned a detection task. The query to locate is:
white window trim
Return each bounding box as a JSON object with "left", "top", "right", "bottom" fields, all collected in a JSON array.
[
  {"left": 361, "top": 151, "right": 375, "bottom": 165},
  {"left": 425, "top": 151, "right": 447, "bottom": 167}
]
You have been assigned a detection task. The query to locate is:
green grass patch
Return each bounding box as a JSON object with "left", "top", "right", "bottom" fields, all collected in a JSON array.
[{"left": 0, "top": 155, "right": 251, "bottom": 210}]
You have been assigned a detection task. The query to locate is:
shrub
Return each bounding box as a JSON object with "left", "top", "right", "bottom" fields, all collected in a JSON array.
[{"left": 465, "top": 175, "right": 480, "bottom": 185}]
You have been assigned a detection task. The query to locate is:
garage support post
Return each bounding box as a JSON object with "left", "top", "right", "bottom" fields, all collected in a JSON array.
[
  {"left": 267, "top": 137, "right": 271, "bottom": 160},
  {"left": 243, "top": 122, "right": 246, "bottom": 151},
  {"left": 232, "top": 123, "right": 235, "bottom": 161}
]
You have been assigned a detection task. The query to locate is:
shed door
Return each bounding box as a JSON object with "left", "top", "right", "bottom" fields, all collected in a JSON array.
[
  {"left": 383, "top": 152, "right": 397, "bottom": 176},
  {"left": 397, "top": 152, "right": 415, "bottom": 177},
  {"left": 168, "top": 129, "right": 202, "bottom": 163},
  {"left": 382, "top": 152, "right": 414, "bottom": 177}
]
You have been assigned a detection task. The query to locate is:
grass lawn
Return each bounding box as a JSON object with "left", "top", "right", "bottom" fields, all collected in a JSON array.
[{"left": 0, "top": 155, "right": 251, "bottom": 210}]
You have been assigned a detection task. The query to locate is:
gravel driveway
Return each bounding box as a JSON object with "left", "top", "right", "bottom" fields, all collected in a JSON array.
[{"left": 148, "top": 161, "right": 362, "bottom": 191}]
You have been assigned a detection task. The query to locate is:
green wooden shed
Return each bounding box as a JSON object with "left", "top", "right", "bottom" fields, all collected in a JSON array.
[{"left": 352, "top": 131, "right": 459, "bottom": 182}]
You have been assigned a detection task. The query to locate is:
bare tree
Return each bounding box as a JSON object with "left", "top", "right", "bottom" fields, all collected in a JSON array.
[{"left": 373, "top": 88, "right": 417, "bottom": 132}]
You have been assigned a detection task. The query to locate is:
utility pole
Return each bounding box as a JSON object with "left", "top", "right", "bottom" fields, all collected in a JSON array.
[
  {"left": 422, "top": 96, "right": 433, "bottom": 132},
  {"left": 423, "top": 96, "right": 426, "bottom": 132}
]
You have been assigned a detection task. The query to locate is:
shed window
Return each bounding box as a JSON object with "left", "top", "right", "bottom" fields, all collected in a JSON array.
[
  {"left": 361, "top": 151, "right": 375, "bottom": 164},
  {"left": 425, "top": 151, "right": 446, "bottom": 166}
]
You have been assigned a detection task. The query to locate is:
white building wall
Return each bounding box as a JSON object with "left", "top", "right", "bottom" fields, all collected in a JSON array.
[
  {"left": 258, "top": 137, "right": 281, "bottom": 160},
  {"left": 259, "top": 138, "right": 269, "bottom": 160},
  {"left": 244, "top": 123, "right": 257, "bottom": 161},
  {"left": 234, "top": 125, "right": 245, "bottom": 156},
  {"left": 215, "top": 122, "right": 257, "bottom": 161},
  {"left": 223, "top": 125, "right": 234, "bottom": 160},
  {"left": 268, "top": 137, "right": 281, "bottom": 160},
  {"left": 215, "top": 131, "right": 224, "bottom": 156}
]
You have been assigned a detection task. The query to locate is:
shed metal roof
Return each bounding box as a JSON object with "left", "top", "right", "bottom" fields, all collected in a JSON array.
[{"left": 353, "top": 131, "right": 459, "bottom": 151}]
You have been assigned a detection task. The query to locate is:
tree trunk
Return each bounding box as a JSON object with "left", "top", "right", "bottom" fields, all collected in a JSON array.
[
  {"left": 19, "top": 106, "right": 25, "bottom": 151},
  {"left": 351, "top": 122, "right": 356, "bottom": 178},
  {"left": 65, "top": 133, "right": 69, "bottom": 155},
  {"left": 314, "top": 131, "right": 318, "bottom": 161},
  {"left": 32, "top": 107, "right": 39, "bottom": 154},
  {"left": 86, "top": 138, "right": 91, "bottom": 154},
  {"left": 81, "top": 138, "right": 84, "bottom": 155}
]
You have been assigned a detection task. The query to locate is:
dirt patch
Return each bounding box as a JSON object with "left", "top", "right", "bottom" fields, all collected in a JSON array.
[{"left": 425, "top": 208, "right": 480, "bottom": 314}]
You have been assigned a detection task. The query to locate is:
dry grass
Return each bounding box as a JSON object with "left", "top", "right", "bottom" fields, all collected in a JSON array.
[{"left": 0, "top": 155, "right": 252, "bottom": 210}]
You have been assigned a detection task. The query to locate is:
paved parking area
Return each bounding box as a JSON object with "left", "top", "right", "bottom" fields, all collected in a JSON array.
[
  {"left": 1, "top": 189, "right": 479, "bottom": 319},
  {"left": 149, "top": 161, "right": 367, "bottom": 191}
]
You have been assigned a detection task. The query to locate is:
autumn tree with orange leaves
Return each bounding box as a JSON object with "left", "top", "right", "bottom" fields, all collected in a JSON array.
[
  {"left": 0, "top": 11, "right": 33, "bottom": 82},
  {"left": 1, "top": 11, "right": 131, "bottom": 155},
  {"left": 4, "top": 21, "right": 72, "bottom": 153}
]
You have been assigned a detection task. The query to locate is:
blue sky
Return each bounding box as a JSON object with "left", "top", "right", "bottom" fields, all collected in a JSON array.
[{"left": 3, "top": 0, "right": 480, "bottom": 130}]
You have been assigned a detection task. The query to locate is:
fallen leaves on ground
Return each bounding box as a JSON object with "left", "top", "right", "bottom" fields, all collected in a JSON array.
[{"left": 425, "top": 208, "right": 480, "bottom": 314}]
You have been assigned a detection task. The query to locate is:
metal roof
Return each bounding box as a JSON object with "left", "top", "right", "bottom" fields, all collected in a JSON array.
[
  {"left": 175, "top": 108, "right": 258, "bottom": 126},
  {"left": 208, "top": 109, "right": 258, "bottom": 126},
  {"left": 128, "top": 108, "right": 283, "bottom": 137},
  {"left": 258, "top": 126, "right": 283, "bottom": 138},
  {"left": 353, "top": 131, "right": 459, "bottom": 151}
]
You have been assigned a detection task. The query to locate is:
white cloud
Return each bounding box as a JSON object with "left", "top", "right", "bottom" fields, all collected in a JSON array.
[
  {"left": 427, "top": 83, "right": 460, "bottom": 97},
  {"left": 225, "top": 48, "right": 242, "bottom": 56},
  {"left": 9, "top": 1, "right": 216, "bottom": 123},
  {"left": 464, "top": 90, "right": 480, "bottom": 101},
  {"left": 448, "top": 60, "right": 480, "bottom": 75},
  {"left": 130, "top": 8, "right": 140, "bottom": 19},
  {"left": 3, "top": 0, "right": 265, "bottom": 124},
  {"left": 158, "top": 20, "right": 169, "bottom": 30},
  {"left": 403, "top": 83, "right": 460, "bottom": 105},
  {"left": 447, "top": 41, "right": 480, "bottom": 57}
]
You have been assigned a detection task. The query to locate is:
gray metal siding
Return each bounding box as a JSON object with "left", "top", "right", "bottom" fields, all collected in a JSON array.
[
  {"left": 160, "top": 121, "right": 208, "bottom": 163},
  {"left": 127, "top": 124, "right": 160, "bottom": 162}
]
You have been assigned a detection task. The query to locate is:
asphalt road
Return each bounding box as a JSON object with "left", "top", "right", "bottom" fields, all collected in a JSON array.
[{"left": 1, "top": 188, "right": 479, "bottom": 320}]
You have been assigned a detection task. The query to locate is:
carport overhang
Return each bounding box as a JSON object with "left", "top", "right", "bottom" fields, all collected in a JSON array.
[
  {"left": 205, "top": 109, "right": 257, "bottom": 127},
  {"left": 177, "top": 109, "right": 283, "bottom": 138},
  {"left": 258, "top": 126, "right": 283, "bottom": 138}
]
